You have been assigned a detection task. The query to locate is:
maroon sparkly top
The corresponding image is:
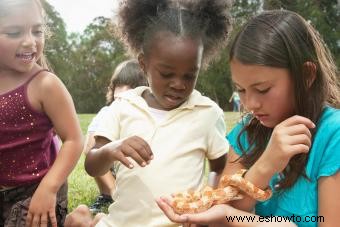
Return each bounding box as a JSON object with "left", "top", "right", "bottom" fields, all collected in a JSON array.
[{"left": 0, "top": 70, "right": 57, "bottom": 187}]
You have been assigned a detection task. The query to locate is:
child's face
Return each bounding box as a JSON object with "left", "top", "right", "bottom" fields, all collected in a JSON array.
[
  {"left": 0, "top": 1, "right": 44, "bottom": 74},
  {"left": 230, "top": 59, "right": 296, "bottom": 128},
  {"left": 139, "top": 32, "right": 203, "bottom": 110}
]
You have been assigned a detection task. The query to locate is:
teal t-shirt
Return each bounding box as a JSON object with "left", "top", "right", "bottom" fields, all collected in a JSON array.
[{"left": 226, "top": 106, "right": 340, "bottom": 227}]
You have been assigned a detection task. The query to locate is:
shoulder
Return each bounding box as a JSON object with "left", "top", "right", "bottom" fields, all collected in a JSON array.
[
  {"left": 316, "top": 106, "right": 340, "bottom": 135},
  {"left": 189, "top": 90, "right": 223, "bottom": 114},
  {"left": 30, "top": 70, "right": 64, "bottom": 92}
]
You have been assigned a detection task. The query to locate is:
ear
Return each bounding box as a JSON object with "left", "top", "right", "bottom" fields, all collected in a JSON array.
[
  {"left": 138, "top": 53, "right": 147, "bottom": 74},
  {"left": 303, "top": 61, "right": 317, "bottom": 88}
]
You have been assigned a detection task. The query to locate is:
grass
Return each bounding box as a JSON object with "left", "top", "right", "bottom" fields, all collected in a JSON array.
[{"left": 67, "top": 112, "right": 241, "bottom": 211}]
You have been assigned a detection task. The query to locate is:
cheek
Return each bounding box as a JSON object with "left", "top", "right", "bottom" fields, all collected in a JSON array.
[{"left": 268, "top": 89, "right": 295, "bottom": 119}]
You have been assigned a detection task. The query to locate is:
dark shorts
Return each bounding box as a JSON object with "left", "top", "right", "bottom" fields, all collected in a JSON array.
[{"left": 0, "top": 182, "right": 68, "bottom": 227}]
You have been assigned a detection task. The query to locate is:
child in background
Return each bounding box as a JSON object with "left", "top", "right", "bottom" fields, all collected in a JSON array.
[
  {"left": 228, "top": 90, "right": 240, "bottom": 112},
  {"left": 85, "top": 59, "right": 148, "bottom": 214},
  {"left": 65, "top": 0, "right": 232, "bottom": 226},
  {"left": 157, "top": 9, "right": 340, "bottom": 227},
  {"left": 0, "top": 0, "right": 83, "bottom": 226}
]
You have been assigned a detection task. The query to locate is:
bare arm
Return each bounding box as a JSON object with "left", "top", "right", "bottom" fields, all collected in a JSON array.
[
  {"left": 38, "top": 72, "right": 83, "bottom": 193},
  {"left": 85, "top": 136, "right": 114, "bottom": 176},
  {"left": 85, "top": 135, "right": 153, "bottom": 177},
  {"left": 318, "top": 171, "right": 340, "bottom": 227},
  {"left": 219, "top": 148, "right": 269, "bottom": 212},
  {"left": 26, "top": 71, "right": 83, "bottom": 226},
  {"left": 209, "top": 155, "right": 227, "bottom": 184}
]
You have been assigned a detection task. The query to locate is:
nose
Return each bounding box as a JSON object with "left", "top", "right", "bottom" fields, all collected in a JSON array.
[
  {"left": 170, "top": 78, "right": 186, "bottom": 90},
  {"left": 21, "top": 33, "right": 35, "bottom": 47},
  {"left": 243, "top": 93, "right": 261, "bottom": 112}
]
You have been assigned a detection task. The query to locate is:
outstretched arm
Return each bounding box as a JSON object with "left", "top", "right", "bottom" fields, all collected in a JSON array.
[
  {"left": 85, "top": 135, "right": 153, "bottom": 176},
  {"left": 156, "top": 197, "right": 297, "bottom": 227}
]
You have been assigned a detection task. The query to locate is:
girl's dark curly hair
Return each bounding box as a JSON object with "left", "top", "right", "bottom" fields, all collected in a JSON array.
[{"left": 116, "top": 0, "right": 232, "bottom": 68}]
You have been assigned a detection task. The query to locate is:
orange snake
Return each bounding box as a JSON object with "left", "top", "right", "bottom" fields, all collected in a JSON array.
[{"left": 171, "top": 169, "right": 272, "bottom": 214}]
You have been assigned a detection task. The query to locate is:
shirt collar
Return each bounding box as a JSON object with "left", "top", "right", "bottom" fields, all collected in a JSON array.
[{"left": 118, "top": 86, "right": 214, "bottom": 110}]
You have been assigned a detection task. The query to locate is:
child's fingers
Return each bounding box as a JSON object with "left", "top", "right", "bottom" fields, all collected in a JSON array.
[
  {"left": 40, "top": 213, "right": 48, "bottom": 227},
  {"left": 155, "top": 198, "right": 188, "bottom": 223},
  {"left": 290, "top": 144, "right": 310, "bottom": 156},
  {"left": 288, "top": 134, "right": 312, "bottom": 148},
  {"left": 31, "top": 214, "right": 40, "bottom": 227},
  {"left": 49, "top": 210, "right": 58, "bottom": 227},
  {"left": 114, "top": 151, "right": 134, "bottom": 168},
  {"left": 283, "top": 115, "right": 315, "bottom": 128},
  {"left": 286, "top": 124, "right": 312, "bottom": 138},
  {"left": 131, "top": 136, "right": 153, "bottom": 159},
  {"left": 129, "top": 142, "right": 153, "bottom": 163},
  {"left": 25, "top": 212, "right": 32, "bottom": 227},
  {"left": 124, "top": 144, "right": 149, "bottom": 167}
]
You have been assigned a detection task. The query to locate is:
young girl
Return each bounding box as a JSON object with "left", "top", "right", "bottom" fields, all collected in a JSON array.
[
  {"left": 65, "top": 0, "right": 232, "bottom": 226},
  {"left": 85, "top": 59, "right": 148, "bottom": 214},
  {"left": 157, "top": 10, "right": 340, "bottom": 227},
  {"left": 0, "top": 0, "right": 83, "bottom": 226}
]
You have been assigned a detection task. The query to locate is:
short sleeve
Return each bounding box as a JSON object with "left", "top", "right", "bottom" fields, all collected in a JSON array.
[
  {"left": 206, "top": 113, "right": 229, "bottom": 160},
  {"left": 87, "top": 106, "right": 109, "bottom": 133},
  {"left": 93, "top": 102, "right": 121, "bottom": 141},
  {"left": 226, "top": 119, "right": 249, "bottom": 156},
  {"left": 317, "top": 129, "right": 340, "bottom": 179}
]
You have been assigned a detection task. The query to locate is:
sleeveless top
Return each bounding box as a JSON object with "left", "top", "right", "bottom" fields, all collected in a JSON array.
[{"left": 0, "top": 70, "right": 57, "bottom": 187}]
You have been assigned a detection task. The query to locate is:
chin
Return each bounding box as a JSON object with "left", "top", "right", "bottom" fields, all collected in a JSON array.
[{"left": 259, "top": 121, "right": 276, "bottom": 128}]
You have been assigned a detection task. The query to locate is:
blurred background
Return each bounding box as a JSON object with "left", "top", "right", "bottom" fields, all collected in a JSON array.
[{"left": 43, "top": 0, "right": 340, "bottom": 113}]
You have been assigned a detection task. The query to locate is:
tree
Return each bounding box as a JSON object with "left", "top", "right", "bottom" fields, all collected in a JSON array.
[
  {"left": 264, "top": 0, "right": 340, "bottom": 67},
  {"left": 41, "top": 0, "right": 71, "bottom": 82},
  {"left": 67, "top": 17, "right": 126, "bottom": 113}
]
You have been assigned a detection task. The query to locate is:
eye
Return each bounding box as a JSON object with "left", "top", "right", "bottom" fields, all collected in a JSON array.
[
  {"left": 257, "top": 88, "right": 270, "bottom": 94},
  {"left": 160, "top": 72, "right": 173, "bottom": 78},
  {"left": 6, "top": 31, "right": 21, "bottom": 37},
  {"left": 33, "top": 30, "right": 44, "bottom": 36},
  {"left": 236, "top": 88, "right": 245, "bottom": 93},
  {"left": 184, "top": 74, "right": 196, "bottom": 81}
]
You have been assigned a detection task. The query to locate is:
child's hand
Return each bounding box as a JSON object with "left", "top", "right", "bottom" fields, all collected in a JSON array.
[
  {"left": 25, "top": 184, "right": 57, "bottom": 227},
  {"left": 259, "top": 115, "right": 315, "bottom": 175},
  {"left": 156, "top": 197, "right": 232, "bottom": 226},
  {"left": 101, "top": 136, "right": 153, "bottom": 168}
]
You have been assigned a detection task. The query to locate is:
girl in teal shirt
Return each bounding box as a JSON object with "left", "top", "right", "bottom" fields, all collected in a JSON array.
[{"left": 157, "top": 10, "right": 340, "bottom": 227}]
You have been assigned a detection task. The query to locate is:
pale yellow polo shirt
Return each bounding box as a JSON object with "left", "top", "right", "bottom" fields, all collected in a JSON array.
[{"left": 94, "top": 86, "right": 229, "bottom": 227}]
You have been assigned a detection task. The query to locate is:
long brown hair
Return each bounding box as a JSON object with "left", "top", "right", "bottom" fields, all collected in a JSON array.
[{"left": 229, "top": 10, "right": 340, "bottom": 189}]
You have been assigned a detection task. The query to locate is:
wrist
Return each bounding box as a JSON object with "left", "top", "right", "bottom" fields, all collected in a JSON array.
[
  {"left": 246, "top": 162, "right": 275, "bottom": 190},
  {"left": 39, "top": 177, "right": 60, "bottom": 194}
]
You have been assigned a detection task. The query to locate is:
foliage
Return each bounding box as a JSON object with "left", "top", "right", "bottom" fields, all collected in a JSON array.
[
  {"left": 43, "top": 0, "right": 339, "bottom": 113},
  {"left": 41, "top": 0, "right": 71, "bottom": 80},
  {"left": 66, "top": 17, "right": 126, "bottom": 113},
  {"left": 264, "top": 0, "right": 340, "bottom": 67}
]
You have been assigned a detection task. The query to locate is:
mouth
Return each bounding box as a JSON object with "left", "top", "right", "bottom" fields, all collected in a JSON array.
[
  {"left": 254, "top": 113, "right": 269, "bottom": 121},
  {"left": 164, "top": 94, "right": 183, "bottom": 104},
  {"left": 16, "top": 52, "right": 36, "bottom": 64}
]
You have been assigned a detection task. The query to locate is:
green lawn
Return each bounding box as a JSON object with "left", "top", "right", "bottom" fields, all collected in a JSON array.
[{"left": 68, "top": 112, "right": 241, "bottom": 211}]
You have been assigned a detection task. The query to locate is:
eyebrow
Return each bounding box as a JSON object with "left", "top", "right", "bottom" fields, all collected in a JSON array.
[
  {"left": 234, "top": 81, "right": 269, "bottom": 87},
  {"left": 2, "top": 23, "right": 43, "bottom": 29},
  {"left": 156, "top": 63, "right": 198, "bottom": 72}
]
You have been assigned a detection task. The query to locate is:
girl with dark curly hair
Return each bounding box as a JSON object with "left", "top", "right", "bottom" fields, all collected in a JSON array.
[{"left": 65, "top": 0, "right": 232, "bottom": 226}]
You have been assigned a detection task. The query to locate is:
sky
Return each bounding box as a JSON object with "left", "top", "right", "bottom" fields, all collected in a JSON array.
[{"left": 47, "top": 0, "right": 119, "bottom": 34}]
